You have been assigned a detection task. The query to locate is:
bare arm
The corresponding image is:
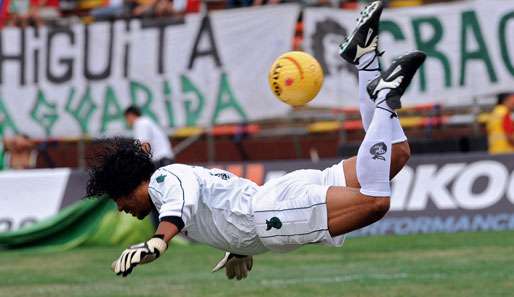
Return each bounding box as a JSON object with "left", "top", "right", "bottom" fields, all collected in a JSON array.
[{"left": 155, "top": 220, "right": 180, "bottom": 243}]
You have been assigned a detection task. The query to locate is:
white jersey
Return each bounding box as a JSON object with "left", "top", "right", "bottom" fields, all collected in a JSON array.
[
  {"left": 148, "top": 164, "right": 268, "bottom": 255},
  {"left": 133, "top": 117, "right": 174, "bottom": 161}
]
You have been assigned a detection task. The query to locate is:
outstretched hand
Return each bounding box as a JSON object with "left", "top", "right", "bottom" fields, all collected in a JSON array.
[
  {"left": 212, "top": 252, "right": 253, "bottom": 280},
  {"left": 112, "top": 235, "right": 168, "bottom": 277}
]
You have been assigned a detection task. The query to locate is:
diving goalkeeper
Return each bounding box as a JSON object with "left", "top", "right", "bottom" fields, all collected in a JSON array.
[{"left": 86, "top": 0, "right": 425, "bottom": 280}]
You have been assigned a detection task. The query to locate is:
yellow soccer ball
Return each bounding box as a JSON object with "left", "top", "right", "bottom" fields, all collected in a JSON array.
[{"left": 268, "top": 51, "right": 324, "bottom": 106}]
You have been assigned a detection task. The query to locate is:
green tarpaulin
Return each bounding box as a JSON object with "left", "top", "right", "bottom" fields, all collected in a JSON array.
[{"left": 0, "top": 198, "right": 154, "bottom": 251}]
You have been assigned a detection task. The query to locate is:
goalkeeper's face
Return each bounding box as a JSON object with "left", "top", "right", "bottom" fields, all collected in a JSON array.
[{"left": 116, "top": 181, "right": 152, "bottom": 220}]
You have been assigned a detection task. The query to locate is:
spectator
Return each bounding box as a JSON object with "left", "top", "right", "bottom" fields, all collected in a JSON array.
[
  {"left": 0, "top": 0, "right": 9, "bottom": 28},
  {"left": 252, "top": 0, "right": 280, "bottom": 6},
  {"left": 124, "top": 105, "right": 175, "bottom": 168},
  {"left": 227, "top": 0, "right": 253, "bottom": 8},
  {"left": 131, "top": 0, "right": 152, "bottom": 16},
  {"left": 2, "top": 134, "right": 38, "bottom": 169},
  {"left": 8, "top": 0, "right": 32, "bottom": 27},
  {"left": 7, "top": 0, "right": 58, "bottom": 27},
  {"left": 486, "top": 93, "right": 514, "bottom": 154},
  {"left": 132, "top": 0, "right": 186, "bottom": 18},
  {"left": 31, "top": 0, "right": 60, "bottom": 24},
  {"left": 154, "top": 0, "right": 185, "bottom": 17},
  {"left": 184, "top": 0, "right": 199, "bottom": 13},
  {"left": 90, "top": 0, "right": 132, "bottom": 20}
]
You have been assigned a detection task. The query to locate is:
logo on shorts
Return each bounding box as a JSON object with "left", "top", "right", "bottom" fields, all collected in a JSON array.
[
  {"left": 265, "top": 217, "right": 282, "bottom": 231},
  {"left": 156, "top": 174, "right": 166, "bottom": 183},
  {"left": 370, "top": 142, "right": 387, "bottom": 161}
]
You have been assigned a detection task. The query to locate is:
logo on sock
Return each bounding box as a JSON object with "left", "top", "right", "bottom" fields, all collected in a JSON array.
[{"left": 370, "top": 142, "right": 387, "bottom": 160}]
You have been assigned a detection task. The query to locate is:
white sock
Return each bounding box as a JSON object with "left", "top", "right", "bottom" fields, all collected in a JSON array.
[
  {"left": 358, "top": 52, "right": 407, "bottom": 144},
  {"left": 357, "top": 52, "right": 380, "bottom": 131},
  {"left": 356, "top": 90, "right": 393, "bottom": 197}
]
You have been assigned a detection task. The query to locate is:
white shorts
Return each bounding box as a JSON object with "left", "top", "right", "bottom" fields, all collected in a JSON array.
[{"left": 252, "top": 161, "right": 346, "bottom": 252}]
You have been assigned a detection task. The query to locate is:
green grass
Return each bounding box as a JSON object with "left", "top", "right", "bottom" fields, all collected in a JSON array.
[{"left": 1, "top": 231, "right": 514, "bottom": 297}]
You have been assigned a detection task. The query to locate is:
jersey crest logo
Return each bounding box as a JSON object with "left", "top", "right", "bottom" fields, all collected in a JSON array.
[
  {"left": 156, "top": 174, "right": 166, "bottom": 183},
  {"left": 265, "top": 217, "right": 282, "bottom": 231},
  {"left": 370, "top": 142, "right": 387, "bottom": 161}
]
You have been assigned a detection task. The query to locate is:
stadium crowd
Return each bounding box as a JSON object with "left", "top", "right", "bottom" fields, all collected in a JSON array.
[{"left": 1, "top": 0, "right": 462, "bottom": 28}]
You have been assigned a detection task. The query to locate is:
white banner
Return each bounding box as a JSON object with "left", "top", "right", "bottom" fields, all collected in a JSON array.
[
  {"left": 0, "top": 169, "right": 71, "bottom": 232},
  {"left": 304, "top": 0, "right": 514, "bottom": 107},
  {"left": 0, "top": 5, "right": 300, "bottom": 138}
]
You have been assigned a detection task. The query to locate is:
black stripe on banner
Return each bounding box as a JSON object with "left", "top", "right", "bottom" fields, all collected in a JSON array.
[
  {"left": 253, "top": 202, "right": 326, "bottom": 213},
  {"left": 161, "top": 168, "right": 186, "bottom": 218},
  {"left": 259, "top": 228, "right": 328, "bottom": 239}
]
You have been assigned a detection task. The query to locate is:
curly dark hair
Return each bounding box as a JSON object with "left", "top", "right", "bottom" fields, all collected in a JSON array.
[{"left": 86, "top": 138, "right": 156, "bottom": 200}]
